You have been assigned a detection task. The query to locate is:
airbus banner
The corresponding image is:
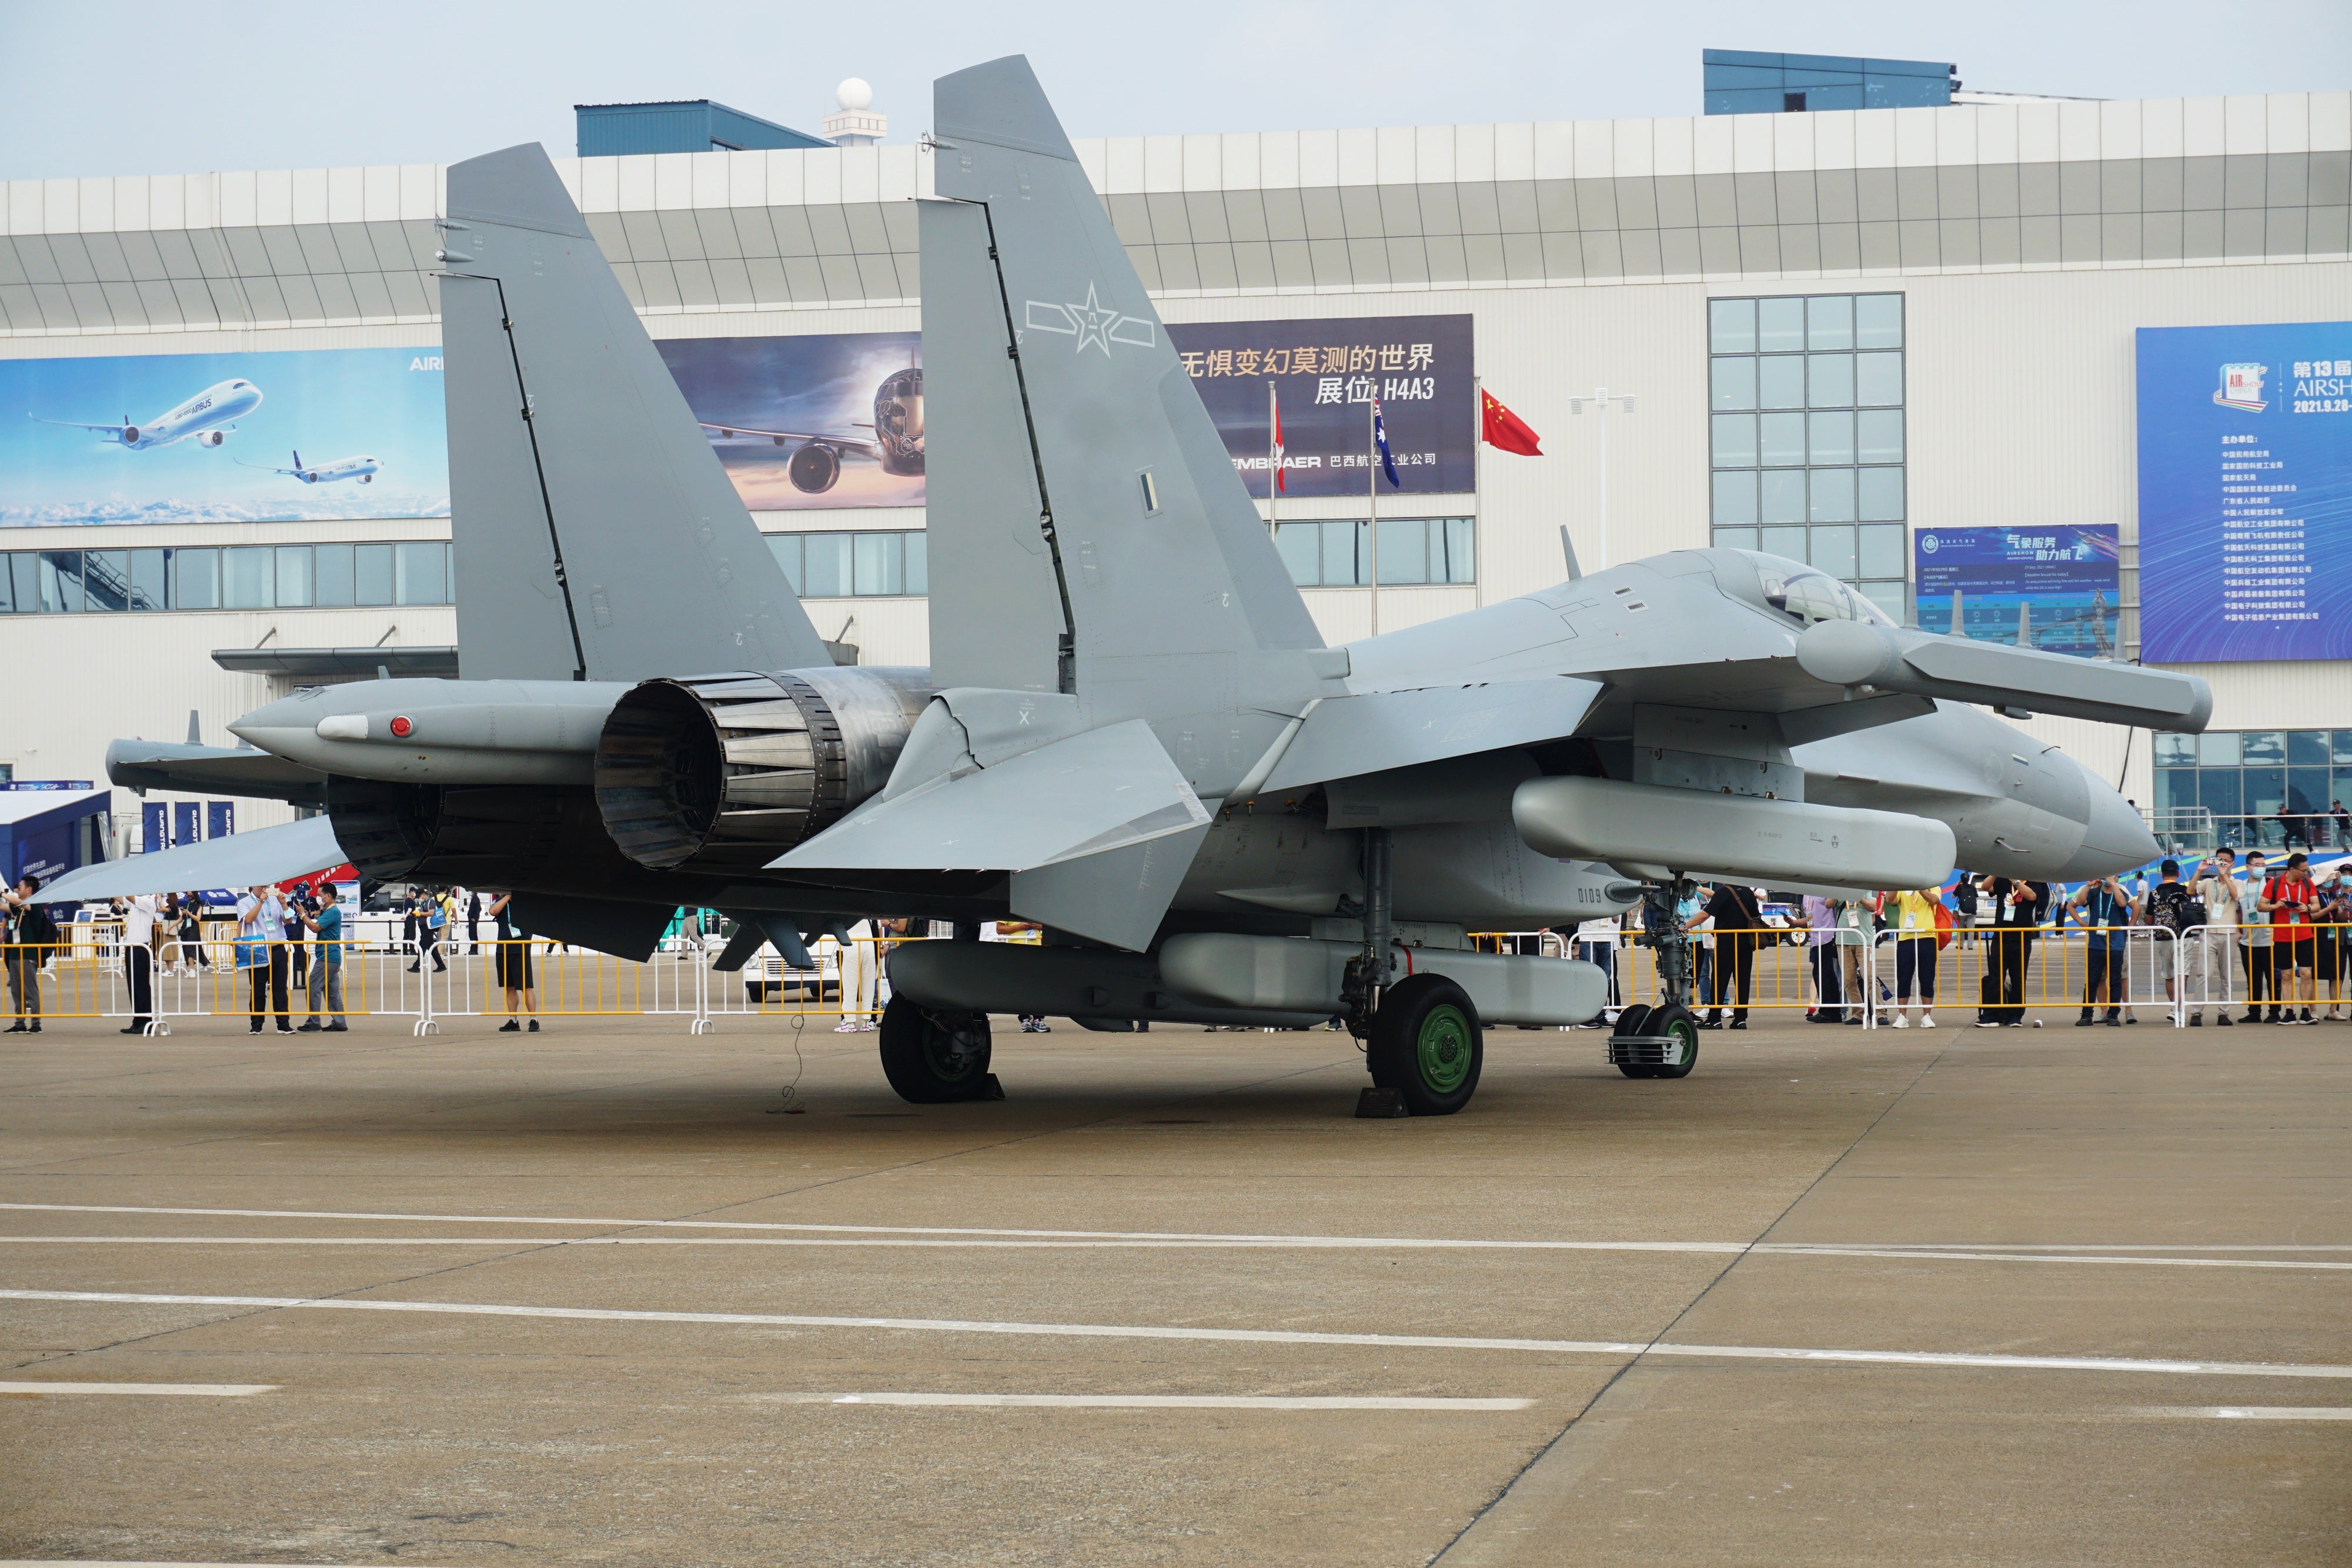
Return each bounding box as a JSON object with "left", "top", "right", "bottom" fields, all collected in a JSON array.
[
  {"left": 1167, "top": 313, "right": 1476, "bottom": 499},
  {"left": 1912, "top": 526, "right": 2121, "bottom": 658},
  {"left": 2137, "top": 320, "right": 2352, "bottom": 663},
  {"left": 0, "top": 347, "right": 449, "bottom": 526}
]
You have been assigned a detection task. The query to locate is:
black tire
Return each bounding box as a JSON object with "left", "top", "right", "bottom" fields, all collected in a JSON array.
[
  {"left": 1365, "top": 974, "right": 1483, "bottom": 1116},
  {"left": 876, "top": 994, "right": 995, "bottom": 1104},
  {"left": 1648, "top": 1003, "right": 1700, "bottom": 1079},
  {"left": 1612, "top": 1004, "right": 1657, "bottom": 1078}
]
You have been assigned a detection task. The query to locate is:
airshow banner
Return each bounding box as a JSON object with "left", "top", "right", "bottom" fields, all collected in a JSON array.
[
  {"left": 1167, "top": 314, "right": 1475, "bottom": 498},
  {"left": 2138, "top": 321, "right": 2352, "bottom": 663},
  {"left": 0, "top": 347, "right": 449, "bottom": 526},
  {"left": 1913, "top": 526, "right": 2122, "bottom": 658},
  {"left": 655, "top": 332, "right": 926, "bottom": 511}
]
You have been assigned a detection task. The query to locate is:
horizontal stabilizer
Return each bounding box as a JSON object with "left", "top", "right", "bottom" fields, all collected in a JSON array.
[
  {"left": 773, "top": 720, "right": 1209, "bottom": 875},
  {"left": 1258, "top": 678, "right": 1603, "bottom": 797},
  {"left": 1795, "top": 619, "right": 2211, "bottom": 732},
  {"left": 106, "top": 740, "right": 328, "bottom": 806},
  {"left": 507, "top": 893, "right": 674, "bottom": 964},
  {"left": 36, "top": 817, "right": 346, "bottom": 905},
  {"left": 1010, "top": 823, "right": 1211, "bottom": 951}
]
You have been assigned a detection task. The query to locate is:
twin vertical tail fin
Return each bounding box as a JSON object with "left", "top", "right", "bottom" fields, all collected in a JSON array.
[
  {"left": 437, "top": 145, "right": 830, "bottom": 682},
  {"left": 920, "top": 57, "right": 1325, "bottom": 703}
]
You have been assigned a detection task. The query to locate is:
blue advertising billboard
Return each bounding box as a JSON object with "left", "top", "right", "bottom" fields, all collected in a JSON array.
[
  {"left": 1914, "top": 526, "right": 2122, "bottom": 657},
  {"left": 2137, "top": 321, "right": 2352, "bottom": 663},
  {"left": 0, "top": 348, "right": 449, "bottom": 526},
  {"left": 1168, "top": 314, "right": 1475, "bottom": 498}
]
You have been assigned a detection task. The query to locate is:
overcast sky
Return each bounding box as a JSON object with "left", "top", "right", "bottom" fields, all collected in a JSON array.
[{"left": 4, "top": 0, "right": 2347, "bottom": 181}]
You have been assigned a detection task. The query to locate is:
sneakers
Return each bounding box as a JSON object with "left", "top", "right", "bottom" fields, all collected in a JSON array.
[
  {"left": 3, "top": 1021, "right": 25, "bottom": 1034},
  {"left": 2076, "top": 1012, "right": 2096, "bottom": 1027},
  {"left": 2301, "top": 1008, "right": 2317, "bottom": 1024},
  {"left": 1729, "top": 1019, "right": 1748, "bottom": 1030},
  {"left": 2218, "top": 1014, "right": 2233, "bottom": 1027},
  {"left": 1919, "top": 1012, "right": 1934, "bottom": 1028},
  {"left": 499, "top": 1018, "right": 520, "bottom": 1032},
  {"left": 833, "top": 1021, "right": 861, "bottom": 1032},
  {"left": 528, "top": 1018, "right": 539, "bottom": 1032},
  {"left": 1976, "top": 1019, "right": 2002, "bottom": 1029},
  {"left": 324, "top": 1022, "right": 348, "bottom": 1032},
  {"left": 1890, "top": 1012, "right": 1910, "bottom": 1028},
  {"left": 2189, "top": 1014, "right": 2203, "bottom": 1027},
  {"left": 296, "top": 1019, "right": 322, "bottom": 1032}
]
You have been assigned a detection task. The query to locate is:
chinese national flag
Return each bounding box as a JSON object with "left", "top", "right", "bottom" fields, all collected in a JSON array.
[{"left": 1481, "top": 390, "right": 1542, "bottom": 456}]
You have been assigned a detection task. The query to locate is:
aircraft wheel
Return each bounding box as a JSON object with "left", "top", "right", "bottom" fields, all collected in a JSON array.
[
  {"left": 1366, "top": 974, "right": 1482, "bottom": 1116},
  {"left": 876, "top": 994, "right": 994, "bottom": 1103},
  {"left": 1615, "top": 1002, "right": 1699, "bottom": 1080}
]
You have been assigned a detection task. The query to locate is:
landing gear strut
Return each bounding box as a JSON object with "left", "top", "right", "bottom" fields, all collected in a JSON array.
[
  {"left": 1349, "top": 827, "right": 1484, "bottom": 1115},
  {"left": 1610, "top": 877, "right": 1699, "bottom": 1079}
]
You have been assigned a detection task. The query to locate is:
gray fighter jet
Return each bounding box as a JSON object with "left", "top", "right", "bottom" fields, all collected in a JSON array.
[{"left": 52, "top": 57, "right": 2203, "bottom": 1115}]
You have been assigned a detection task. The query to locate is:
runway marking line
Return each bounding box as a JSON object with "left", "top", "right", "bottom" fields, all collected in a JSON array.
[
  {"left": 0, "top": 1381, "right": 273, "bottom": 1396},
  {"left": 757, "top": 1393, "right": 1535, "bottom": 1410},
  {"left": 2131, "top": 1406, "right": 2352, "bottom": 1420},
  {"left": 1, "top": 1207, "right": 2343, "bottom": 1270},
  {"left": 2, "top": 1289, "right": 2344, "bottom": 1382}
]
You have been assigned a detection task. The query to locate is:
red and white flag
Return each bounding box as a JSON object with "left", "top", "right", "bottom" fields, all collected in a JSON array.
[{"left": 1269, "top": 383, "right": 1286, "bottom": 494}]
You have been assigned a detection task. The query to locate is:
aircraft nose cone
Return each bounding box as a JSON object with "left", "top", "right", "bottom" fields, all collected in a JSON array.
[
  {"left": 228, "top": 692, "right": 323, "bottom": 751},
  {"left": 2058, "top": 781, "right": 2160, "bottom": 881}
]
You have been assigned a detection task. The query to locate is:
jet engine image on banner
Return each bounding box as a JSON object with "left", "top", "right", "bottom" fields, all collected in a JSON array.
[
  {"left": 655, "top": 332, "right": 924, "bottom": 511},
  {"left": 1168, "top": 313, "right": 1475, "bottom": 497},
  {"left": 1, "top": 347, "right": 448, "bottom": 526}
]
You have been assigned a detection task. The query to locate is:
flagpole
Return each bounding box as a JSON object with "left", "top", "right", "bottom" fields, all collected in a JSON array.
[
  {"left": 1267, "top": 380, "right": 1278, "bottom": 540},
  {"left": 1472, "top": 375, "right": 1484, "bottom": 609},
  {"left": 1367, "top": 398, "right": 1379, "bottom": 638}
]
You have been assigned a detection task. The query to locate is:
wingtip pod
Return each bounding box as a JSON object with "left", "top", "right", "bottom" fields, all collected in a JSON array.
[
  {"left": 934, "top": 55, "right": 1080, "bottom": 165},
  {"left": 444, "top": 143, "right": 589, "bottom": 240}
]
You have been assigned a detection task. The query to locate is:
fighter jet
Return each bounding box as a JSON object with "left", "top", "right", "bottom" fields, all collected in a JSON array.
[
  {"left": 699, "top": 360, "right": 923, "bottom": 494},
  {"left": 30, "top": 378, "right": 261, "bottom": 449},
  {"left": 238, "top": 449, "right": 382, "bottom": 484},
  {"left": 48, "top": 58, "right": 2204, "bottom": 1117}
]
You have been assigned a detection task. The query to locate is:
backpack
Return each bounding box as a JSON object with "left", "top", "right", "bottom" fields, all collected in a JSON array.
[
  {"left": 2148, "top": 881, "right": 2203, "bottom": 937},
  {"left": 16, "top": 902, "right": 58, "bottom": 946}
]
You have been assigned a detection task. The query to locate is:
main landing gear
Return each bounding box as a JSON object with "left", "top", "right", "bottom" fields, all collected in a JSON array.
[
  {"left": 877, "top": 993, "right": 998, "bottom": 1102},
  {"left": 1345, "top": 827, "right": 1486, "bottom": 1116},
  {"left": 1608, "top": 876, "right": 1700, "bottom": 1080}
]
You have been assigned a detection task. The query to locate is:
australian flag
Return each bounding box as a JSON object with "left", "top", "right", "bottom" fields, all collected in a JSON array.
[{"left": 1371, "top": 400, "right": 1401, "bottom": 489}]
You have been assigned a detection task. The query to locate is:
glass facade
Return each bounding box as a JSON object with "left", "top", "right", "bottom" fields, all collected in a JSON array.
[
  {"left": 1703, "top": 51, "right": 1957, "bottom": 116},
  {"left": 1706, "top": 292, "right": 1906, "bottom": 623},
  {"left": 0, "top": 541, "right": 453, "bottom": 613},
  {"left": 766, "top": 530, "right": 927, "bottom": 597},
  {"left": 2153, "top": 730, "right": 2352, "bottom": 847},
  {"left": 1273, "top": 517, "right": 1476, "bottom": 588}
]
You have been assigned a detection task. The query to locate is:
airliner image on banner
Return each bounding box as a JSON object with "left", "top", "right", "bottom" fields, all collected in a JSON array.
[{"left": 2, "top": 347, "right": 447, "bottom": 526}]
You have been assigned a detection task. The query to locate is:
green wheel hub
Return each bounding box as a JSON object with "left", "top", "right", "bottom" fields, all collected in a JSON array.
[{"left": 1415, "top": 1003, "right": 1475, "bottom": 1093}]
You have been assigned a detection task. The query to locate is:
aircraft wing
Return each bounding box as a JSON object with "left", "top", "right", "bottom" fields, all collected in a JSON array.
[
  {"left": 36, "top": 817, "right": 347, "bottom": 905},
  {"left": 698, "top": 423, "right": 881, "bottom": 458},
  {"left": 1259, "top": 677, "right": 1605, "bottom": 795},
  {"left": 28, "top": 415, "right": 126, "bottom": 434},
  {"left": 233, "top": 459, "right": 300, "bottom": 475},
  {"left": 107, "top": 740, "right": 329, "bottom": 807}
]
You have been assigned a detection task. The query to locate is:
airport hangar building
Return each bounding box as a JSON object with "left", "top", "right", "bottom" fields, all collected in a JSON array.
[{"left": 1, "top": 88, "right": 2347, "bottom": 861}]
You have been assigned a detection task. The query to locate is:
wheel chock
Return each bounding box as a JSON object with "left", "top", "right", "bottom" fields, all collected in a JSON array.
[
  {"left": 1355, "top": 1086, "right": 1409, "bottom": 1118},
  {"left": 980, "top": 1073, "right": 1007, "bottom": 1101}
]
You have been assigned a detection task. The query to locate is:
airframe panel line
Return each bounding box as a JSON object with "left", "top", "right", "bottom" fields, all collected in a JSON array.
[
  {"left": 2, "top": 1290, "right": 2347, "bottom": 1380},
  {"left": 7, "top": 1205, "right": 2344, "bottom": 1256},
  {"left": 4, "top": 1237, "right": 2348, "bottom": 1271}
]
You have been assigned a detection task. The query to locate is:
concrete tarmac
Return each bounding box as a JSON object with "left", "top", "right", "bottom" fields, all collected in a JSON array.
[{"left": 0, "top": 1006, "right": 2344, "bottom": 1565}]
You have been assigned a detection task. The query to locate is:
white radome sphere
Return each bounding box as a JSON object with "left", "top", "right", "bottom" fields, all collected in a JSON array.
[{"left": 836, "top": 78, "right": 873, "bottom": 112}]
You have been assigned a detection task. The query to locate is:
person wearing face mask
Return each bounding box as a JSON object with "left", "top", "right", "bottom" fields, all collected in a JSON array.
[{"left": 2237, "top": 850, "right": 2277, "bottom": 1022}]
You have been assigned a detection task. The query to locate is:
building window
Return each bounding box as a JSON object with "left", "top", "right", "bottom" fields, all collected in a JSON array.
[
  {"left": 1708, "top": 292, "right": 1906, "bottom": 624},
  {"left": 1271, "top": 517, "right": 1476, "bottom": 587},
  {"left": 764, "top": 530, "right": 929, "bottom": 597},
  {"left": 2152, "top": 730, "right": 2352, "bottom": 849},
  {"left": 0, "top": 542, "right": 453, "bottom": 613}
]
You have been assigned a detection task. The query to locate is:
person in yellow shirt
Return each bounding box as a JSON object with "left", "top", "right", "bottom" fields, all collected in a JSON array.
[{"left": 1883, "top": 885, "right": 1945, "bottom": 1028}]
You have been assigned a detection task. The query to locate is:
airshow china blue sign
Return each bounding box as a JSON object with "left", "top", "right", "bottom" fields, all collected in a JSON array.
[
  {"left": 2137, "top": 322, "right": 2352, "bottom": 663},
  {"left": 1914, "top": 527, "right": 2120, "bottom": 657}
]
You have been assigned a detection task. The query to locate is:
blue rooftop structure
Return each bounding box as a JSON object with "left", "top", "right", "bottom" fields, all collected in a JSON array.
[
  {"left": 575, "top": 100, "right": 833, "bottom": 157},
  {"left": 1704, "top": 51, "right": 1958, "bottom": 116}
]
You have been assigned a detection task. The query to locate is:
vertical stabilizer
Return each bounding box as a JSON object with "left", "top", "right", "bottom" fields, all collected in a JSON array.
[
  {"left": 924, "top": 58, "right": 1325, "bottom": 758},
  {"left": 440, "top": 145, "right": 830, "bottom": 681}
]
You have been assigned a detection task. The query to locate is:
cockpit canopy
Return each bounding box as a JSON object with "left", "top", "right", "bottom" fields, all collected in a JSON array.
[{"left": 1738, "top": 551, "right": 1895, "bottom": 628}]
